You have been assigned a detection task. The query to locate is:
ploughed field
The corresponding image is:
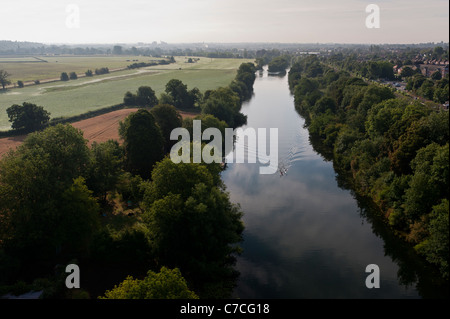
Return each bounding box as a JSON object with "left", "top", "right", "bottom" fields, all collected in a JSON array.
[{"left": 0, "top": 108, "right": 197, "bottom": 157}]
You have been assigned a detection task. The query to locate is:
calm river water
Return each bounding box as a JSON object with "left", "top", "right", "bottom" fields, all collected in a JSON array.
[{"left": 221, "top": 67, "right": 445, "bottom": 299}]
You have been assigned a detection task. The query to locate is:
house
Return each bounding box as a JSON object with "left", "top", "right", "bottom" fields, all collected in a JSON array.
[{"left": 419, "top": 62, "right": 449, "bottom": 78}]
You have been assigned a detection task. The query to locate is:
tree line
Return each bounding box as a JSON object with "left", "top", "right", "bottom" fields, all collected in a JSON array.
[
  {"left": 0, "top": 62, "right": 257, "bottom": 299},
  {"left": 326, "top": 48, "right": 449, "bottom": 105},
  {"left": 289, "top": 55, "right": 449, "bottom": 281},
  {"left": 123, "top": 62, "right": 256, "bottom": 128}
]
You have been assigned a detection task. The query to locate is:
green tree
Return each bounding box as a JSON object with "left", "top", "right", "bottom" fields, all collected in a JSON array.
[
  {"left": 123, "top": 91, "right": 137, "bottom": 106},
  {"left": 366, "top": 61, "right": 395, "bottom": 80},
  {"left": 158, "top": 92, "right": 175, "bottom": 106},
  {"left": 6, "top": 102, "right": 51, "bottom": 132},
  {"left": 201, "top": 87, "right": 244, "bottom": 127},
  {"left": 313, "top": 96, "right": 337, "bottom": 114},
  {"left": 143, "top": 158, "right": 244, "bottom": 297},
  {"left": 415, "top": 199, "right": 449, "bottom": 280},
  {"left": 400, "top": 66, "right": 415, "bottom": 78},
  {"left": 268, "top": 56, "right": 290, "bottom": 73},
  {"left": 188, "top": 87, "right": 203, "bottom": 108},
  {"left": 229, "top": 80, "right": 250, "bottom": 102},
  {"left": 123, "top": 86, "right": 159, "bottom": 107},
  {"left": 418, "top": 79, "right": 435, "bottom": 100},
  {"left": 136, "top": 86, "right": 158, "bottom": 107},
  {"left": 60, "top": 72, "right": 69, "bottom": 81},
  {"left": 100, "top": 267, "right": 198, "bottom": 299},
  {"left": 58, "top": 177, "right": 100, "bottom": 254},
  {"left": 0, "top": 69, "right": 11, "bottom": 90},
  {"left": 391, "top": 111, "right": 448, "bottom": 175},
  {"left": 182, "top": 114, "right": 228, "bottom": 151},
  {"left": 87, "top": 140, "right": 124, "bottom": 201},
  {"left": 305, "top": 61, "right": 324, "bottom": 78},
  {"left": 357, "top": 85, "right": 395, "bottom": 118},
  {"left": 365, "top": 99, "right": 406, "bottom": 139},
  {"left": 294, "top": 78, "right": 320, "bottom": 100},
  {"left": 0, "top": 124, "right": 95, "bottom": 260},
  {"left": 69, "top": 72, "right": 78, "bottom": 80},
  {"left": 431, "top": 70, "right": 442, "bottom": 81},
  {"left": 404, "top": 143, "right": 448, "bottom": 222},
  {"left": 119, "top": 109, "right": 164, "bottom": 179},
  {"left": 433, "top": 87, "right": 449, "bottom": 104},
  {"left": 165, "top": 79, "right": 192, "bottom": 109},
  {"left": 150, "top": 104, "right": 182, "bottom": 153},
  {"left": 235, "top": 62, "right": 256, "bottom": 94}
]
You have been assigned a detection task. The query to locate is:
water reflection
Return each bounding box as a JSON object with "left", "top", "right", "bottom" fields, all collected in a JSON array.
[{"left": 221, "top": 67, "right": 444, "bottom": 299}]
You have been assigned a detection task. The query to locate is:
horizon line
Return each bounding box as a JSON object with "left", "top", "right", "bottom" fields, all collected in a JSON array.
[{"left": 1, "top": 40, "right": 449, "bottom": 47}]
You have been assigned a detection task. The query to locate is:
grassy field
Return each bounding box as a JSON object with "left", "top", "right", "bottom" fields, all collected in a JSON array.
[
  {"left": 0, "top": 56, "right": 254, "bottom": 130},
  {"left": 0, "top": 55, "right": 164, "bottom": 82}
]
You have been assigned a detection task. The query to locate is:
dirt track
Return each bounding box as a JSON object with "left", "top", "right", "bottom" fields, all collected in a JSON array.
[{"left": 0, "top": 108, "right": 198, "bottom": 158}]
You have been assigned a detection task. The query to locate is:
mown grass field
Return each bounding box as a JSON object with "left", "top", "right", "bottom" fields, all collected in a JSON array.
[
  {"left": 0, "top": 55, "right": 161, "bottom": 82},
  {"left": 0, "top": 56, "right": 254, "bottom": 130}
]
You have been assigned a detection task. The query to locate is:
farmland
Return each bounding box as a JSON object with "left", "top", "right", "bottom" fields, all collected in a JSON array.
[
  {"left": 0, "top": 56, "right": 253, "bottom": 130},
  {"left": 0, "top": 107, "right": 198, "bottom": 158},
  {"left": 0, "top": 55, "right": 145, "bottom": 83}
]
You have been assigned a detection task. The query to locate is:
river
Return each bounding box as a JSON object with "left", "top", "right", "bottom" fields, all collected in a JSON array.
[{"left": 220, "top": 67, "right": 445, "bottom": 299}]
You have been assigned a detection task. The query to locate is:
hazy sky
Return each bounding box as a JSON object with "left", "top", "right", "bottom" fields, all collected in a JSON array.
[{"left": 1, "top": 0, "right": 448, "bottom": 44}]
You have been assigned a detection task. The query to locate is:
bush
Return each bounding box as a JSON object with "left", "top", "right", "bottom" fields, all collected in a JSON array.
[
  {"left": 6, "top": 102, "right": 51, "bottom": 132},
  {"left": 95, "top": 67, "right": 109, "bottom": 75},
  {"left": 60, "top": 72, "right": 69, "bottom": 81}
]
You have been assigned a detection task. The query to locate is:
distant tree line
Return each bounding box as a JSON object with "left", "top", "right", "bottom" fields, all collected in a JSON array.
[{"left": 127, "top": 57, "right": 175, "bottom": 69}]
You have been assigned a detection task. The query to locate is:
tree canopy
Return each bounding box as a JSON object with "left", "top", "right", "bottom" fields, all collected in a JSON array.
[
  {"left": 142, "top": 157, "right": 244, "bottom": 297},
  {"left": 100, "top": 267, "right": 198, "bottom": 299},
  {"left": 123, "top": 86, "right": 159, "bottom": 107},
  {"left": 164, "top": 79, "right": 200, "bottom": 109},
  {"left": 0, "top": 69, "right": 11, "bottom": 90},
  {"left": 119, "top": 109, "right": 164, "bottom": 179},
  {"left": 0, "top": 124, "right": 97, "bottom": 261},
  {"left": 288, "top": 55, "right": 449, "bottom": 280},
  {"left": 150, "top": 104, "right": 183, "bottom": 153},
  {"left": 6, "top": 102, "right": 51, "bottom": 132}
]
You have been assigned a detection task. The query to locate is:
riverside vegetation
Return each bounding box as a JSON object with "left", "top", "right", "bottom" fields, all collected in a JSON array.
[{"left": 289, "top": 55, "right": 449, "bottom": 282}]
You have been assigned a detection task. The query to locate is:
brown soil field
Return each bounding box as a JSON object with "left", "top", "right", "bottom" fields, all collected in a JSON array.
[{"left": 0, "top": 108, "right": 199, "bottom": 158}]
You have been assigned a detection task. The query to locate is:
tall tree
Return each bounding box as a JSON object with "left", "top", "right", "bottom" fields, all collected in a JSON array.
[
  {"left": 6, "top": 102, "right": 50, "bottom": 132},
  {"left": 119, "top": 109, "right": 164, "bottom": 179},
  {"left": 201, "top": 87, "right": 242, "bottom": 127},
  {"left": 87, "top": 140, "right": 124, "bottom": 201},
  {"left": 165, "top": 79, "right": 192, "bottom": 109},
  {"left": 0, "top": 124, "right": 96, "bottom": 261},
  {"left": 136, "top": 86, "right": 158, "bottom": 107},
  {"left": 60, "top": 72, "right": 69, "bottom": 81},
  {"left": 143, "top": 158, "right": 244, "bottom": 297},
  {"left": 0, "top": 69, "right": 11, "bottom": 90},
  {"left": 150, "top": 104, "right": 182, "bottom": 153}
]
